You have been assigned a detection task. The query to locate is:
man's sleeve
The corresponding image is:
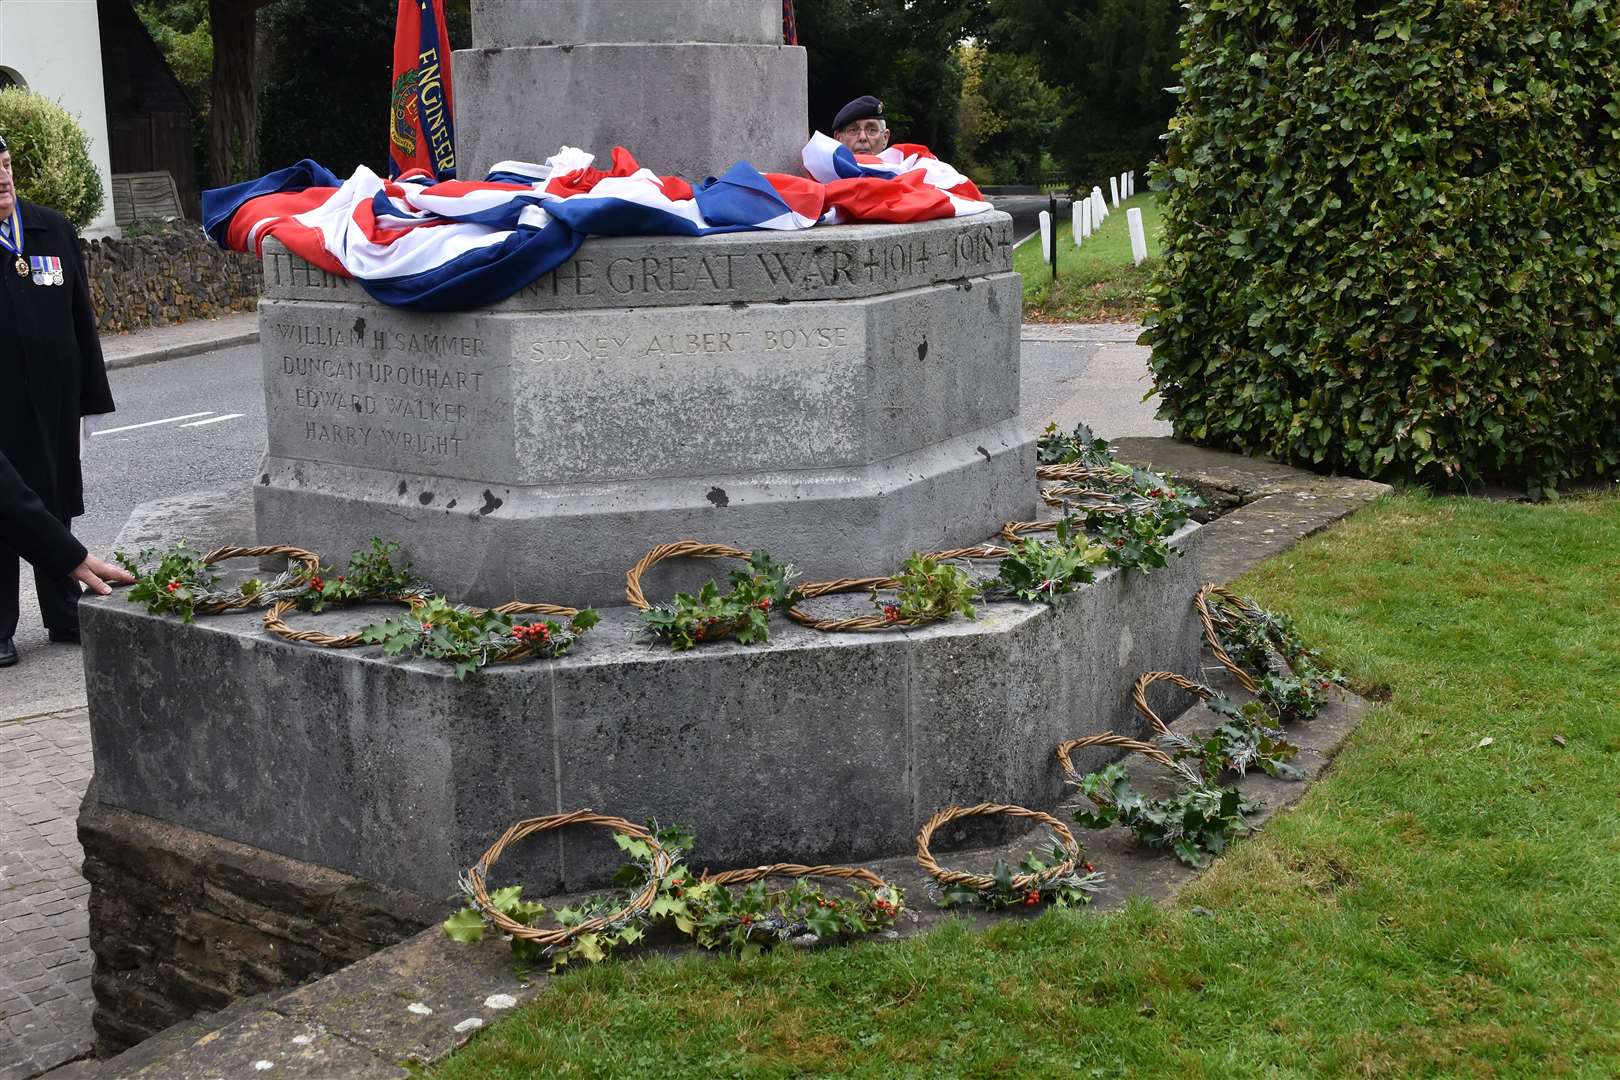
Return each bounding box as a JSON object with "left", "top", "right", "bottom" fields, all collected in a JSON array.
[
  {"left": 0, "top": 449, "right": 87, "bottom": 577},
  {"left": 69, "top": 225, "right": 115, "bottom": 417}
]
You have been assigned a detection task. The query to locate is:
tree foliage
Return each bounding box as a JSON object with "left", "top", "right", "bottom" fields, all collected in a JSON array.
[
  {"left": 982, "top": 0, "right": 1181, "bottom": 180},
  {"left": 257, "top": 0, "right": 469, "bottom": 176},
  {"left": 957, "top": 43, "right": 1062, "bottom": 183},
  {"left": 135, "top": 0, "right": 213, "bottom": 94},
  {"left": 1146, "top": 0, "right": 1620, "bottom": 496},
  {"left": 797, "top": 0, "right": 983, "bottom": 158},
  {"left": 0, "top": 87, "right": 106, "bottom": 228}
]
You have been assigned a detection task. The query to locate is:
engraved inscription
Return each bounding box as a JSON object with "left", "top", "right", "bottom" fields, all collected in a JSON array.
[
  {"left": 272, "top": 321, "right": 494, "bottom": 462},
  {"left": 513, "top": 221, "right": 1011, "bottom": 304},
  {"left": 266, "top": 251, "right": 350, "bottom": 291},
  {"left": 526, "top": 325, "right": 852, "bottom": 364}
]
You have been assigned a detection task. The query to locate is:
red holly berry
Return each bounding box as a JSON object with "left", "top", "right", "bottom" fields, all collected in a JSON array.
[
  {"left": 757, "top": 598, "right": 771, "bottom": 611},
  {"left": 420, "top": 622, "right": 433, "bottom": 632},
  {"left": 166, "top": 580, "right": 180, "bottom": 593},
  {"left": 310, "top": 576, "right": 324, "bottom": 591},
  {"left": 1023, "top": 890, "right": 1041, "bottom": 907}
]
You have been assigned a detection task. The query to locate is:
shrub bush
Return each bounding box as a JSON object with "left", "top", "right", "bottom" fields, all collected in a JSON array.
[
  {"left": 1145, "top": 1, "right": 1620, "bottom": 496},
  {"left": 0, "top": 87, "right": 105, "bottom": 230}
]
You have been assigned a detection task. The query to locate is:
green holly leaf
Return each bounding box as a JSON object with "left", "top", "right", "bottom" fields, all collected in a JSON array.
[
  {"left": 612, "top": 833, "right": 652, "bottom": 860},
  {"left": 442, "top": 907, "right": 486, "bottom": 943},
  {"left": 574, "top": 933, "right": 606, "bottom": 963},
  {"left": 488, "top": 885, "right": 524, "bottom": 912}
]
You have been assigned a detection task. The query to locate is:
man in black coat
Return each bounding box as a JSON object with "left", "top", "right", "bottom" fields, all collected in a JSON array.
[
  {"left": 0, "top": 449, "right": 131, "bottom": 628},
  {"left": 0, "top": 132, "right": 116, "bottom": 667}
]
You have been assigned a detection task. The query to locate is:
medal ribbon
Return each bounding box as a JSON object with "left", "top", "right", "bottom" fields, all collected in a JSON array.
[{"left": 0, "top": 204, "right": 21, "bottom": 260}]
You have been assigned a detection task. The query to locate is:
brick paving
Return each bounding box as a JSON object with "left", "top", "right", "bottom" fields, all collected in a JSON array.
[{"left": 0, "top": 711, "right": 95, "bottom": 1080}]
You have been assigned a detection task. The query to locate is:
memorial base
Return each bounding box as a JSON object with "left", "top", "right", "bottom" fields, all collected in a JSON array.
[{"left": 85, "top": 498, "right": 1209, "bottom": 903}]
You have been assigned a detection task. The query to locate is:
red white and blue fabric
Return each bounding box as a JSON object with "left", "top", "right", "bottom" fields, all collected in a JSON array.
[{"left": 202, "top": 137, "right": 992, "bottom": 312}]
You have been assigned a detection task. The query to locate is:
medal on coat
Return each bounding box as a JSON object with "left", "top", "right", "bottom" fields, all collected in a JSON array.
[
  {"left": 28, "top": 256, "right": 48, "bottom": 286},
  {"left": 49, "top": 256, "right": 63, "bottom": 286},
  {"left": 0, "top": 204, "right": 24, "bottom": 276}
]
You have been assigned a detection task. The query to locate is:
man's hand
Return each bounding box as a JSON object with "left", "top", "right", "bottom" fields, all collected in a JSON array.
[{"left": 72, "top": 554, "right": 135, "bottom": 595}]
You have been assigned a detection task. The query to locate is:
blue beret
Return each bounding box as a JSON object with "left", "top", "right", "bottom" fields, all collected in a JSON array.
[{"left": 833, "top": 96, "right": 884, "bottom": 132}]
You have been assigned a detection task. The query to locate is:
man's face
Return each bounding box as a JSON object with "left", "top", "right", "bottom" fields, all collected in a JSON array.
[
  {"left": 0, "top": 152, "right": 13, "bottom": 217},
  {"left": 835, "top": 119, "right": 889, "bottom": 156}
]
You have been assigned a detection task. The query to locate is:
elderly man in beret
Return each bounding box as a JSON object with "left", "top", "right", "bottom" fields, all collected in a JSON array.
[
  {"left": 832, "top": 95, "right": 891, "bottom": 156},
  {"left": 0, "top": 131, "right": 116, "bottom": 668}
]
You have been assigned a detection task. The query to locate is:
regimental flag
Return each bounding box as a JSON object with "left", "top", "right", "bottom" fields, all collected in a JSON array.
[
  {"left": 204, "top": 137, "right": 992, "bottom": 312},
  {"left": 389, "top": 0, "right": 456, "bottom": 180}
]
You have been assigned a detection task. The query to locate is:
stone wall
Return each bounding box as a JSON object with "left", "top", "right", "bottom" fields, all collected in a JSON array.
[
  {"left": 78, "top": 785, "right": 439, "bottom": 1056},
  {"left": 81, "top": 222, "right": 261, "bottom": 334}
]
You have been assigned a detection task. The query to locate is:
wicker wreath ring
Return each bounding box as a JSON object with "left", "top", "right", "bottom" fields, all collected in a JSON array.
[
  {"left": 1132, "top": 670, "right": 1216, "bottom": 738},
  {"left": 1040, "top": 485, "right": 1126, "bottom": 511},
  {"left": 624, "top": 541, "right": 752, "bottom": 611},
  {"left": 262, "top": 594, "right": 425, "bottom": 648},
  {"left": 915, "top": 802, "right": 1083, "bottom": 894},
  {"left": 192, "top": 544, "right": 321, "bottom": 615},
  {"left": 1054, "top": 731, "right": 1179, "bottom": 786},
  {"left": 700, "top": 862, "right": 891, "bottom": 891},
  {"left": 1035, "top": 462, "right": 1117, "bottom": 484},
  {"left": 784, "top": 576, "right": 905, "bottom": 632},
  {"left": 464, "top": 810, "right": 672, "bottom": 946},
  {"left": 1195, "top": 583, "right": 1266, "bottom": 693}
]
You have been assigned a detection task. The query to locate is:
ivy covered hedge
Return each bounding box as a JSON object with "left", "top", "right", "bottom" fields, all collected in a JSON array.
[{"left": 1145, "top": 1, "right": 1620, "bottom": 496}]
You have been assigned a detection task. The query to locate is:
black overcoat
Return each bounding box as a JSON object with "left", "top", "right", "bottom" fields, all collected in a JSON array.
[
  {"left": 0, "top": 200, "right": 114, "bottom": 519},
  {"left": 0, "top": 448, "right": 85, "bottom": 577}
]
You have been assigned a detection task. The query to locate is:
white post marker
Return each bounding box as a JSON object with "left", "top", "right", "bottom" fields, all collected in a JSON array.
[
  {"left": 1127, "top": 207, "right": 1148, "bottom": 266},
  {"left": 1109, "top": 175, "right": 1120, "bottom": 208},
  {"left": 1070, "top": 200, "right": 1082, "bottom": 247},
  {"left": 1093, "top": 188, "right": 1107, "bottom": 222},
  {"left": 1121, "top": 171, "right": 1129, "bottom": 200},
  {"left": 1080, "top": 197, "right": 1092, "bottom": 238},
  {"left": 1127, "top": 170, "right": 1135, "bottom": 197},
  {"left": 1038, "top": 209, "right": 1052, "bottom": 263}
]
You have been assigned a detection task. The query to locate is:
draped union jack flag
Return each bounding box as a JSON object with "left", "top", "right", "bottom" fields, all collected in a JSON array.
[{"left": 202, "top": 136, "right": 991, "bottom": 312}]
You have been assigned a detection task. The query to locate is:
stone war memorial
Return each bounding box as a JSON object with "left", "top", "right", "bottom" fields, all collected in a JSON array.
[{"left": 76, "top": 0, "right": 1213, "bottom": 1055}]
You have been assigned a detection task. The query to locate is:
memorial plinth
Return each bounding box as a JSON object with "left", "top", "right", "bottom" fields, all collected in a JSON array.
[
  {"left": 455, "top": 0, "right": 807, "bottom": 179},
  {"left": 82, "top": 521, "right": 1208, "bottom": 901},
  {"left": 257, "top": 213, "right": 1035, "bottom": 608}
]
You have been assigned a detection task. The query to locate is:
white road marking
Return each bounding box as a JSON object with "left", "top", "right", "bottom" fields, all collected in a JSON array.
[
  {"left": 181, "top": 413, "right": 245, "bottom": 428},
  {"left": 92, "top": 411, "right": 215, "bottom": 436}
]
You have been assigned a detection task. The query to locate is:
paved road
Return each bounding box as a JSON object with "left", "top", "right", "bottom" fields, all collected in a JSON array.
[
  {"left": 988, "top": 193, "right": 1067, "bottom": 245},
  {"left": 0, "top": 324, "right": 1166, "bottom": 1079}
]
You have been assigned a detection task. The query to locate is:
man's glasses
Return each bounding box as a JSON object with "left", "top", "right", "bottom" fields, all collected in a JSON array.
[{"left": 840, "top": 121, "right": 887, "bottom": 137}]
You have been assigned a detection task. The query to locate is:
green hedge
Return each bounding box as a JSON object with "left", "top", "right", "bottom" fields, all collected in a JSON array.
[
  {"left": 0, "top": 87, "right": 104, "bottom": 230},
  {"left": 1145, "top": 1, "right": 1620, "bottom": 496}
]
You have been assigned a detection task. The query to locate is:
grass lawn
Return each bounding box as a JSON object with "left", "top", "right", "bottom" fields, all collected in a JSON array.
[
  {"left": 1016, "top": 192, "right": 1163, "bottom": 324},
  {"left": 423, "top": 492, "right": 1620, "bottom": 1078}
]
